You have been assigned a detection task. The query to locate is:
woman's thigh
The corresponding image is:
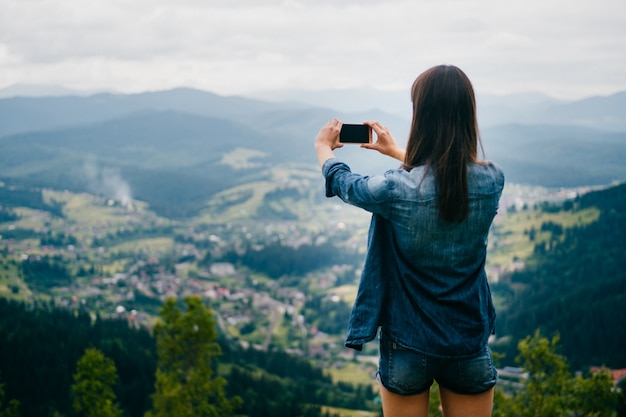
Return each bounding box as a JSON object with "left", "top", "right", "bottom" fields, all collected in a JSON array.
[
  {"left": 439, "top": 386, "right": 495, "bottom": 417},
  {"left": 380, "top": 384, "right": 430, "bottom": 417}
]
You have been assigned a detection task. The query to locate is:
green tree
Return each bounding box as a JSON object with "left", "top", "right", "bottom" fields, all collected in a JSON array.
[
  {"left": 146, "top": 296, "right": 242, "bottom": 417},
  {"left": 494, "top": 330, "right": 619, "bottom": 417},
  {"left": 617, "top": 378, "right": 626, "bottom": 417},
  {"left": 0, "top": 380, "right": 19, "bottom": 417},
  {"left": 72, "top": 348, "right": 122, "bottom": 417},
  {"left": 570, "top": 368, "right": 619, "bottom": 417},
  {"left": 514, "top": 331, "right": 572, "bottom": 417}
]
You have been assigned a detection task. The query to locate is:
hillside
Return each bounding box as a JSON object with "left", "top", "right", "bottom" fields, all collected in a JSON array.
[
  {"left": 0, "top": 88, "right": 625, "bottom": 220},
  {"left": 494, "top": 183, "right": 626, "bottom": 369}
]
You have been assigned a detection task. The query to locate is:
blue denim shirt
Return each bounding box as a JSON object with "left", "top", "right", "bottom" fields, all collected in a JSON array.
[{"left": 322, "top": 158, "right": 504, "bottom": 358}]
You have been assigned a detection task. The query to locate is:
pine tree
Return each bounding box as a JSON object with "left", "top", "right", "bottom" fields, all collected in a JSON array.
[
  {"left": 146, "top": 296, "right": 242, "bottom": 417},
  {"left": 71, "top": 348, "right": 122, "bottom": 417}
]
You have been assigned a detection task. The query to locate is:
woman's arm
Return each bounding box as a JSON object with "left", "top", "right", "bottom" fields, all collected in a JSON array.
[
  {"left": 314, "top": 118, "right": 344, "bottom": 168},
  {"left": 316, "top": 119, "right": 392, "bottom": 217}
]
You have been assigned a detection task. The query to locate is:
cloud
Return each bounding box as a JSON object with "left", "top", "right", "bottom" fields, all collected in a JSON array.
[{"left": 0, "top": 0, "right": 624, "bottom": 99}]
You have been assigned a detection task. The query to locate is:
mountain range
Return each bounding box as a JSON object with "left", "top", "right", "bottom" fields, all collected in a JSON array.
[{"left": 0, "top": 86, "right": 624, "bottom": 218}]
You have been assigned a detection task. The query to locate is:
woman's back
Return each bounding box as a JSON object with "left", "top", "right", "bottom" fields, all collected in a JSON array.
[
  {"left": 326, "top": 159, "right": 504, "bottom": 356},
  {"left": 387, "top": 162, "right": 504, "bottom": 283}
]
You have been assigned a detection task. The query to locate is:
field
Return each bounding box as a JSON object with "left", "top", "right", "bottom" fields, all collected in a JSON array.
[{"left": 487, "top": 199, "right": 600, "bottom": 281}]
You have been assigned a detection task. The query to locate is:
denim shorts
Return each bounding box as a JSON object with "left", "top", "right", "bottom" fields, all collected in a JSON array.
[{"left": 378, "top": 332, "right": 498, "bottom": 395}]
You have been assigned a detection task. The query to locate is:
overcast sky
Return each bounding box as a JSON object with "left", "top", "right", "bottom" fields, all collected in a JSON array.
[{"left": 1, "top": 0, "right": 624, "bottom": 99}]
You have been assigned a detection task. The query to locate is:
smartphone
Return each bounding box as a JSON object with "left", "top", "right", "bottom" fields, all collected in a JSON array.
[{"left": 340, "top": 124, "right": 372, "bottom": 144}]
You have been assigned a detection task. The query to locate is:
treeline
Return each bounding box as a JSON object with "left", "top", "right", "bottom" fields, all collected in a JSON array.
[
  {"left": 0, "top": 207, "right": 18, "bottom": 223},
  {"left": 91, "top": 225, "right": 176, "bottom": 249},
  {"left": 0, "top": 298, "right": 156, "bottom": 417},
  {"left": 496, "top": 183, "right": 626, "bottom": 369},
  {"left": 20, "top": 255, "right": 73, "bottom": 290},
  {"left": 0, "top": 183, "right": 64, "bottom": 218},
  {"left": 224, "top": 242, "right": 358, "bottom": 279},
  {"left": 3, "top": 296, "right": 624, "bottom": 417},
  {"left": 303, "top": 294, "right": 353, "bottom": 334},
  {"left": 0, "top": 298, "right": 376, "bottom": 417},
  {"left": 221, "top": 345, "right": 377, "bottom": 416}
]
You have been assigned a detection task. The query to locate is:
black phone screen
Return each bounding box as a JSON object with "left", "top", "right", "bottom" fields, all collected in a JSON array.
[{"left": 339, "top": 124, "right": 371, "bottom": 144}]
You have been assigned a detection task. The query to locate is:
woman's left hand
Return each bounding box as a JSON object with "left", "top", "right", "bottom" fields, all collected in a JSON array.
[{"left": 361, "top": 121, "right": 405, "bottom": 162}]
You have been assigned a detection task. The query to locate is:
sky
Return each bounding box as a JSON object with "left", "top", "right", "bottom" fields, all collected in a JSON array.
[{"left": 1, "top": 0, "right": 625, "bottom": 99}]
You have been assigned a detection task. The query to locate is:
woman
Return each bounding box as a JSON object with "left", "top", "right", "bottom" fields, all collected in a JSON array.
[{"left": 314, "top": 65, "right": 504, "bottom": 417}]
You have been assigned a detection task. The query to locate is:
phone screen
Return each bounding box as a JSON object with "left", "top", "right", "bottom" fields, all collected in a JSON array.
[{"left": 340, "top": 124, "right": 371, "bottom": 144}]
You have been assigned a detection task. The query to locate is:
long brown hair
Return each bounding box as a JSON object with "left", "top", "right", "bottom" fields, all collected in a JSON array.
[{"left": 404, "top": 65, "right": 481, "bottom": 222}]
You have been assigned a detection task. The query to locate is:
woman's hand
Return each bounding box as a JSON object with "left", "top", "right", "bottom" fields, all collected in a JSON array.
[
  {"left": 314, "top": 118, "right": 344, "bottom": 167},
  {"left": 362, "top": 121, "right": 406, "bottom": 162},
  {"left": 315, "top": 118, "right": 343, "bottom": 150}
]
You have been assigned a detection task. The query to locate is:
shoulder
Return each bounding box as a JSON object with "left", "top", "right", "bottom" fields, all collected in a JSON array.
[
  {"left": 469, "top": 161, "right": 505, "bottom": 194},
  {"left": 485, "top": 161, "right": 505, "bottom": 187}
]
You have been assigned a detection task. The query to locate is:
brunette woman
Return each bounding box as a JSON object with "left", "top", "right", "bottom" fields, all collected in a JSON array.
[{"left": 314, "top": 65, "right": 504, "bottom": 417}]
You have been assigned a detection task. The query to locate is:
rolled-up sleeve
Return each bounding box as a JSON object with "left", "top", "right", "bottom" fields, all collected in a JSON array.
[{"left": 322, "top": 158, "right": 391, "bottom": 217}]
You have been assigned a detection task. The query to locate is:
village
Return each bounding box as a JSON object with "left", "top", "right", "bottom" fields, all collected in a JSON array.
[{"left": 1, "top": 180, "right": 624, "bottom": 390}]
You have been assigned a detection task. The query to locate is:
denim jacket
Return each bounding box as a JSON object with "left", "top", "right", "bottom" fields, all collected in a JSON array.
[{"left": 322, "top": 158, "right": 504, "bottom": 357}]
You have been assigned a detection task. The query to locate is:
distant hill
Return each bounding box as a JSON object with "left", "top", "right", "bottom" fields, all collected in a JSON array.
[
  {"left": 495, "top": 183, "right": 626, "bottom": 369},
  {"left": 254, "top": 88, "right": 626, "bottom": 131},
  {"left": 0, "top": 88, "right": 300, "bottom": 138},
  {"left": 481, "top": 123, "right": 626, "bottom": 187},
  {"left": 0, "top": 89, "right": 404, "bottom": 217},
  {"left": 0, "top": 88, "right": 625, "bottom": 217},
  {"left": 0, "top": 110, "right": 304, "bottom": 218}
]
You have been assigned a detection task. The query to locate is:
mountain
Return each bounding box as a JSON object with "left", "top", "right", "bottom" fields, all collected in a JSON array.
[
  {"left": 250, "top": 87, "right": 413, "bottom": 117},
  {"left": 0, "top": 110, "right": 305, "bottom": 219},
  {"left": 0, "top": 88, "right": 624, "bottom": 218},
  {"left": 0, "top": 89, "right": 407, "bottom": 217},
  {"left": 0, "top": 88, "right": 298, "bottom": 138},
  {"left": 481, "top": 123, "right": 626, "bottom": 187},
  {"left": 252, "top": 88, "right": 626, "bottom": 131}
]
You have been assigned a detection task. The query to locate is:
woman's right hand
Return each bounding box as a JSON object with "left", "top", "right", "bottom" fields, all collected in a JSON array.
[
  {"left": 362, "top": 121, "right": 406, "bottom": 162},
  {"left": 314, "top": 118, "right": 343, "bottom": 168}
]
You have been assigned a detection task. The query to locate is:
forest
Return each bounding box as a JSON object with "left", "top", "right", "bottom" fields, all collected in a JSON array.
[
  {"left": 0, "top": 297, "right": 376, "bottom": 417},
  {"left": 495, "top": 183, "right": 626, "bottom": 369},
  {"left": 2, "top": 295, "right": 625, "bottom": 417}
]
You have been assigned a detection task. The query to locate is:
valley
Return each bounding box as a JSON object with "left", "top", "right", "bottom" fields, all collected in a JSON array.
[
  {"left": 0, "top": 87, "right": 624, "bottom": 415},
  {"left": 0, "top": 168, "right": 607, "bottom": 380}
]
